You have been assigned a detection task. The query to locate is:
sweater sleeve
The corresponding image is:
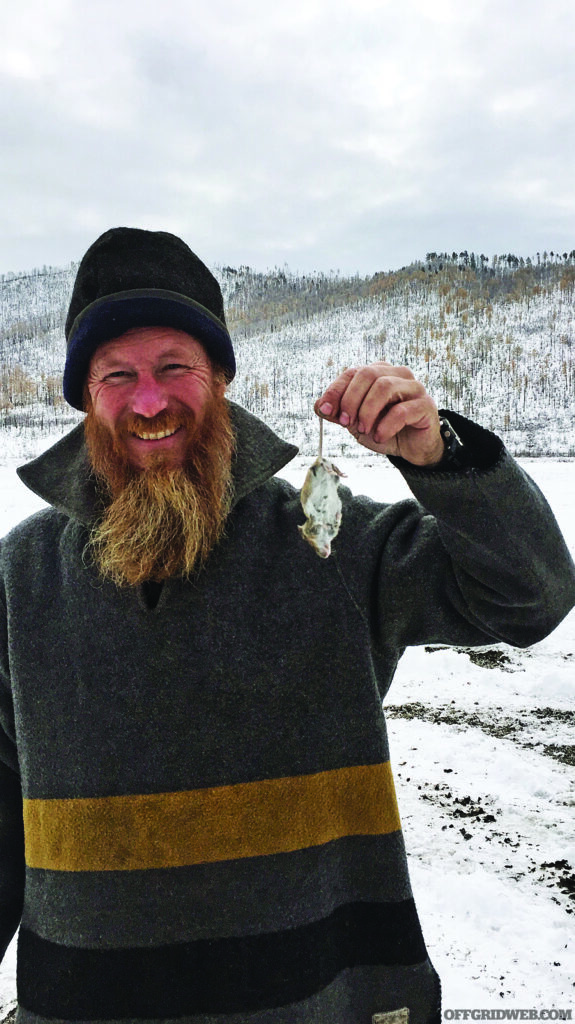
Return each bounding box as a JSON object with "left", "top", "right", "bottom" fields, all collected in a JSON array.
[
  {"left": 0, "top": 587, "right": 25, "bottom": 964},
  {"left": 335, "top": 414, "right": 575, "bottom": 654}
]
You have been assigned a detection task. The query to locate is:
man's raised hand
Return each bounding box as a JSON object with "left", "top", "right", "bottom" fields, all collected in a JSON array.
[{"left": 314, "top": 362, "right": 444, "bottom": 466}]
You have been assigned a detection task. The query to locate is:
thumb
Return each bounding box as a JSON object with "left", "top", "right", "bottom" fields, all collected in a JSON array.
[{"left": 314, "top": 368, "right": 358, "bottom": 420}]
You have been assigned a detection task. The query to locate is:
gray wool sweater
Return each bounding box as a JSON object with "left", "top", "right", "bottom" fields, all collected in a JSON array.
[{"left": 0, "top": 402, "right": 574, "bottom": 1024}]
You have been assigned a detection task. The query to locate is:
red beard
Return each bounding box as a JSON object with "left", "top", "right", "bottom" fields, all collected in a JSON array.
[{"left": 83, "top": 389, "right": 235, "bottom": 585}]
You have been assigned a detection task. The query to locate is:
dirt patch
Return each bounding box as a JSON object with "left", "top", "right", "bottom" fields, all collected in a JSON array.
[
  {"left": 385, "top": 702, "right": 575, "bottom": 764},
  {"left": 537, "top": 860, "right": 575, "bottom": 912},
  {"left": 466, "top": 649, "right": 513, "bottom": 669},
  {"left": 535, "top": 743, "right": 575, "bottom": 766},
  {"left": 424, "top": 645, "right": 515, "bottom": 670},
  {"left": 530, "top": 706, "right": 574, "bottom": 723},
  {"left": 399, "top": 778, "right": 574, "bottom": 915},
  {"left": 385, "top": 701, "right": 517, "bottom": 737}
]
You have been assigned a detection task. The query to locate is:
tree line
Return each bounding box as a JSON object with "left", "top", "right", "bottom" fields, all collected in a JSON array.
[{"left": 0, "top": 251, "right": 573, "bottom": 457}]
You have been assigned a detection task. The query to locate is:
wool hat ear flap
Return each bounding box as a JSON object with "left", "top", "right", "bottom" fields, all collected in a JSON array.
[{"left": 63, "top": 227, "right": 236, "bottom": 410}]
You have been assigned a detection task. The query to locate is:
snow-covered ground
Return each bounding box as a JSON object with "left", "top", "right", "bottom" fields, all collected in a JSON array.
[{"left": 0, "top": 452, "right": 573, "bottom": 1018}]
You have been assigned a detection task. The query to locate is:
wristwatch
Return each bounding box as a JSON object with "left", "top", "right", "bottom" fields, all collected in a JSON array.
[{"left": 438, "top": 416, "right": 467, "bottom": 469}]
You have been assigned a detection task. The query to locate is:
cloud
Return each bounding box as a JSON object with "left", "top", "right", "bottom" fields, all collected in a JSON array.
[{"left": 0, "top": 0, "right": 573, "bottom": 275}]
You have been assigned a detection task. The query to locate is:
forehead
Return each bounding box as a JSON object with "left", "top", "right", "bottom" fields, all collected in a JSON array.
[{"left": 90, "top": 327, "right": 210, "bottom": 370}]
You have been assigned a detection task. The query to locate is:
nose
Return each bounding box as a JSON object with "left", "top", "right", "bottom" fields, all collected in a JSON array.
[{"left": 129, "top": 376, "right": 169, "bottom": 419}]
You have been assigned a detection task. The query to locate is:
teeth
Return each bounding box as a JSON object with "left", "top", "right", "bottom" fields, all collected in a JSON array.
[{"left": 136, "top": 428, "right": 178, "bottom": 440}]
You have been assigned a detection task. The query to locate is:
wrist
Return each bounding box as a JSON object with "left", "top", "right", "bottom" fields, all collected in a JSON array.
[{"left": 421, "top": 434, "right": 445, "bottom": 466}]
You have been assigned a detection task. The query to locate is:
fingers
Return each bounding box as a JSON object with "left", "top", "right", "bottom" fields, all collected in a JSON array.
[
  {"left": 315, "top": 363, "right": 418, "bottom": 434},
  {"left": 315, "top": 367, "right": 359, "bottom": 423},
  {"left": 315, "top": 362, "right": 442, "bottom": 463},
  {"left": 364, "top": 396, "right": 436, "bottom": 446}
]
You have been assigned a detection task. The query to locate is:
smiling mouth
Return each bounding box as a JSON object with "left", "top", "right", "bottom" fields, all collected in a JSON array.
[{"left": 132, "top": 427, "right": 181, "bottom": 441}]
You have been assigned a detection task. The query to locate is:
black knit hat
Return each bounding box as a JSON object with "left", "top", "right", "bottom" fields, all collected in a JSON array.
[{"left": 63, "top": 227, "right": 235, "bottom": 410}]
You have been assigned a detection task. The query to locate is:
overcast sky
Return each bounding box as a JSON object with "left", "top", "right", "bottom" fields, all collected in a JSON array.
[{"left": 2, "top": 0, "right": 574, "bottom": 276}]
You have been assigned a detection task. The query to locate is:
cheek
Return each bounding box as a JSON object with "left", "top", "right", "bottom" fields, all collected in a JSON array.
[
  {"left": 172, "top": 379, "right": 214, "bottom": 412},
  {"left": 89, "top": 389, "right": 125, "bottom": 429}
]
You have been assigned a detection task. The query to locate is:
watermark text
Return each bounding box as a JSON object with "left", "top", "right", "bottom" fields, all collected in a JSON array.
[{"left": 444, "top": 1012, "right": 572, "bottom": 1021}]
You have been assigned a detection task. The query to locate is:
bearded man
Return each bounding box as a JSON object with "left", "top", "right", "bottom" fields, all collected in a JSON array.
[{"left": 0, "top": 227, "right": 574, "bottom": 1024}]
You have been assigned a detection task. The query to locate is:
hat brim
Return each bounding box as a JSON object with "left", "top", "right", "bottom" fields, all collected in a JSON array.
[{"left": 63, "top": 289, "right": 236, "bottom": 411}]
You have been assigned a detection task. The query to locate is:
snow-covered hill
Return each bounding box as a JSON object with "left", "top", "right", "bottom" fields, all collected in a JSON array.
[{"left": 1, "top": 253, "right": 574, "bottom": 458}]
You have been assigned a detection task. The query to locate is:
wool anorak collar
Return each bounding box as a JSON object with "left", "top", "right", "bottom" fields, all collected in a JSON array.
[{"left": 16, "top": 401, "right": 299, "bottom": 527}]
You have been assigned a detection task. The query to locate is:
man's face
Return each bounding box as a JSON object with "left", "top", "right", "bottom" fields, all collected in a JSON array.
[
  {"left": 83, "top": 325, "right": 235, "bottom": 586},
  {"left": 86, "top": 326, "right": 225, "bottom": 470}
]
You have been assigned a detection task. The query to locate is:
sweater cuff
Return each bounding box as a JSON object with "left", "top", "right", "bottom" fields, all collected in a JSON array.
[{"left": 387, "top": 409, "right": 504, "bottom": 477}]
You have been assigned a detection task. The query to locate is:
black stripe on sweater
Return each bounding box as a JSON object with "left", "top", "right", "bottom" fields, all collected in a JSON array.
[{"left": 18, "top": 899, "right": 428, "bottom": 1020}]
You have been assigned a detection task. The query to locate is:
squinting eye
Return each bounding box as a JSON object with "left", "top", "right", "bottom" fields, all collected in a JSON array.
[
  {"left": 104, "top": 371, "right": 131, "bottom": 380},
  {"left": 162, "top": 363, "right": 188, "bottom": 371}
]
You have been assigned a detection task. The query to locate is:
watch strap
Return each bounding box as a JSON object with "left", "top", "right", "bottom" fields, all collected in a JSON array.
[{"left": 438, "top": 416, "right": 467, "bottom": 469}]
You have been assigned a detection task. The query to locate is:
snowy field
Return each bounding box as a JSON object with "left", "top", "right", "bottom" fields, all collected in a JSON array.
[{"left": 0, "top": 451, "right": 573, "bottom": 1018}]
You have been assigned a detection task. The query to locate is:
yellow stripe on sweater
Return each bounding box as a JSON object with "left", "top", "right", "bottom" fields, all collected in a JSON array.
[{"left": 23, "top": 762, "right": 401, "bottom": 871}]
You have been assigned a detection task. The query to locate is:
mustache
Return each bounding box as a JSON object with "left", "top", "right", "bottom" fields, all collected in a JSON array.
[{"left": 115, "top": 408, "right": 194, "bottom": 440}]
